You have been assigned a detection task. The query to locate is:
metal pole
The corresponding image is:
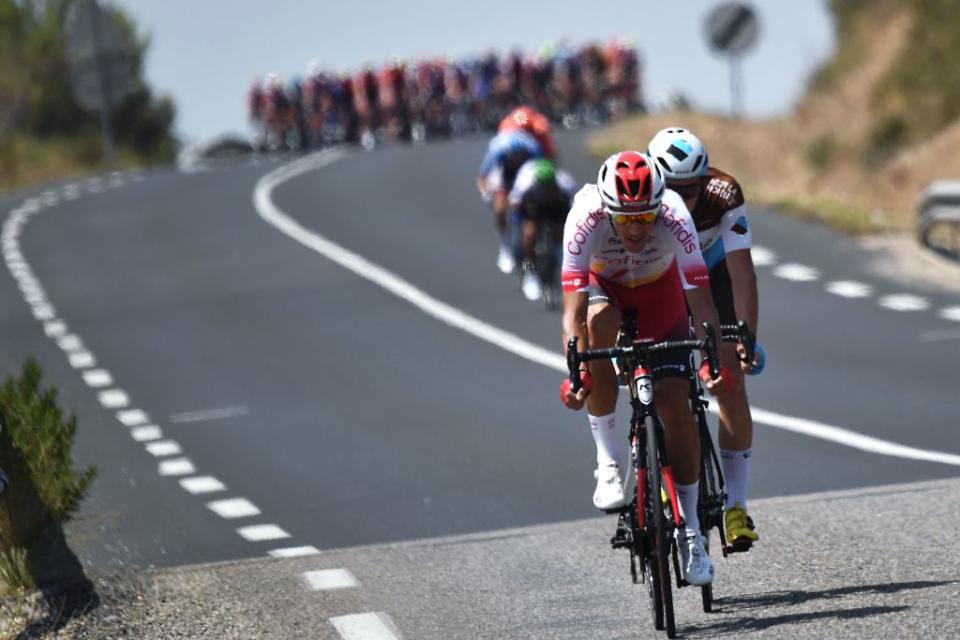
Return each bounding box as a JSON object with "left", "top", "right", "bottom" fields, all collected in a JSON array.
[
  {"left": 730, "top": 55, "right": 743, "bottom": 118},
  {"left": 86, "top": 0, "right": 115, "bottom": 167}
]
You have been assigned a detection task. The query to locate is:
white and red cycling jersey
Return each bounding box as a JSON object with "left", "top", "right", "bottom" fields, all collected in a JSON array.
[{"left": 561, "top": 185, "right": 710, "bottom": 293}]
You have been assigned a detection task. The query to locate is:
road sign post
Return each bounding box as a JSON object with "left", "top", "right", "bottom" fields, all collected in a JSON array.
[
  {"left": 64, "top": 0, "right": 137, "bottom": 167},
  {"left": 704, "top": 2, "right": 760, "bottom": 118}
]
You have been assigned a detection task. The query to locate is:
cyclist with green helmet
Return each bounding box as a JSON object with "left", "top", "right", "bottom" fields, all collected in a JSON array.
[{"left": 507, "top": 158, "right": 579, "bottom": 301}]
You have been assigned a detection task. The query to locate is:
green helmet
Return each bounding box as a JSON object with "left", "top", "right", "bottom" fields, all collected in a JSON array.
[{"left": 531, "top": 158, "right": 556, "bottom": 186}]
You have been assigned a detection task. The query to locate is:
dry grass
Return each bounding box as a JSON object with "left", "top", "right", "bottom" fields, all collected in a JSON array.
[{"left": 588, "top": 3, "right": 960, "bottom": 235}]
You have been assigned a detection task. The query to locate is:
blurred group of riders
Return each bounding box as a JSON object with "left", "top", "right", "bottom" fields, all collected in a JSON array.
[{"left": 246, "top": 39, "right": 643, "bottom": 152}]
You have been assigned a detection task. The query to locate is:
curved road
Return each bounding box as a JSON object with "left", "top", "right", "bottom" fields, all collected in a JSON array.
[{"left": 2, "top": 132, "right": 959, "bottom": 637}]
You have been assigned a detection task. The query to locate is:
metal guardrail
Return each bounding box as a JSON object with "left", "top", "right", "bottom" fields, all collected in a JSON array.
[{"left": 916, "top": 180, "right": 960, "bottom": 261}]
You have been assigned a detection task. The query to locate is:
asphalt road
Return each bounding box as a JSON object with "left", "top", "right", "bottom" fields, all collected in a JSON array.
[{"left": 2, "top": 132, "right": 960, "bottom": 637}]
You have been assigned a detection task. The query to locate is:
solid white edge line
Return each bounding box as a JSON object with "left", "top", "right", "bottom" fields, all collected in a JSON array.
[
  {"left": 329, "top": 612, "right": 400, "bottom": 640},
  {"left": 254, "top": 149, "right": 563, "bottom": 373},
  {"left": 253, "top": 150, "right": 960, "bottom": 469}
]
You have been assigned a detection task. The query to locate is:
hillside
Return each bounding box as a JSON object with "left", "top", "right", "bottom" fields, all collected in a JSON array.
[{"left": 590, "top": 0, "right": 959, "bottom": 234}]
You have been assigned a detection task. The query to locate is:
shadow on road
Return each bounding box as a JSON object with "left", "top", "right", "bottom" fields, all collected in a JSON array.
[
  {"left": 684, "top": 580, "right": 954, "bottom": 636},
  {"left": 714, "top": 580, "right": 956, "bottom": 610}
]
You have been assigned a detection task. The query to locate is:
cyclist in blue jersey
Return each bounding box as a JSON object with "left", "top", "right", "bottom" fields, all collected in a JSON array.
[{"left": 477, "top": 129, "right": 544, "bottom": 274}]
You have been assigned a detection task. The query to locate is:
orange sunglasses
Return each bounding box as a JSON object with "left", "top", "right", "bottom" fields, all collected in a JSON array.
[{"left": 609, "top": 208, "right": 658, "bottom": 225}]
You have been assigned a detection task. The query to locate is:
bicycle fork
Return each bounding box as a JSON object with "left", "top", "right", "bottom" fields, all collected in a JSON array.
[{"left": 634, "top": 367, "right": 682, "bottom": 530}]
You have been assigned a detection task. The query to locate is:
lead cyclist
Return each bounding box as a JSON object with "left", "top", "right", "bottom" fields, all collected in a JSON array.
[
  {"left": 648, "top": 127, "right": 765, "bottom": 550},
  {"left": 559, "top": 151, "right": 730, "bottom": 586}
]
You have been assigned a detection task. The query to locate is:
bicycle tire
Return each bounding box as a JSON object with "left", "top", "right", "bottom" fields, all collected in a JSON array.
[
  {"left": 637, "top": 440, "right": 664, "bottom": 631},
  {"left": 647, "top": 417, "right": 676, "bottom": 638},
  {"left": 700, "top": 533, "right": 713, "bottom": 613}
]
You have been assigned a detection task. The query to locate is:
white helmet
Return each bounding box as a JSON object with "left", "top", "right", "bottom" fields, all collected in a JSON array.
[
  {"left": 647, "top": 127, "right": 708, "bottom": 180},
  {"left": 597, "top": 151, "right": 666, "bottom": 212}
]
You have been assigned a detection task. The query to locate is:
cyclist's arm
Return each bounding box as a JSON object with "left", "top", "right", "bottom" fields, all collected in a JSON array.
[
  {"left": 561, "top": 290, "right": 589, "bottom": 354},
  {"left": 718, "top": 203, "right": 758, "bottom": 337},
  {"left": 726, "top": 248, "right": 758, "bottom": 338}
]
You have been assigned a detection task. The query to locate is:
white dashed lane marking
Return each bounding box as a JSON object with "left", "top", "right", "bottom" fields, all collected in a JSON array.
[
  {"left": 303, "top": 569, "right": 358, "bottom": 591},
  {"left": 773, "top": 263, "right": 820, "bottom": 282},
  {"left": 68, "top": 351, "right": 96, "bottom": 368},
  {"left": 98, "top": 389, "right": 130, "bottom": 409},
  {"left": 330, "top": 612, "right": 400, "bottom": 640},
  {"left": 237, "top": 524, "right": 291, "bottom": 542},
  {"left": 56, "top": 334, "right": 84, "bottom": 352},
  {"left": 82, "top": 368, "right": 114, "bottom": 388},
  {"left": 158, "top": 458, "right": 196, "bottom": 476},
  {"left": 207, "top": 498, "right": 260, "bottom": 519},
  {"left": 939, "top": 306, "right": 960, "bottom": 322},
  {"left": 145, "top": 440, "right": 182, "bottom": 457},
  {"left": 269, "top": 545, "right": 320, "bottom": 558},
  {"left": 826, "top": 280, "right": 873, "bottom": 298},
  {"left": 180, "top": 476, "right": 227, "bottom": 494},
  {"left": 116, "top": 408, "right": 150, "bottom": 426},
  {"left": 750, "top": 245, "right": 777, "bottom": 266},
  {"left": 44, "top": 320, "right": 68, "bottom": 337},
  {"left": 32, "top": 304, "right": 55, "bottom": 320},
  {"left": 170, "top": 405, "right": 249, "bottom": 423},
  {"left": 130, "top": 425, "right": 163, "bottom": 442},
  {"left": 879, "top": 294, "right": 930, "bottom": 312}
]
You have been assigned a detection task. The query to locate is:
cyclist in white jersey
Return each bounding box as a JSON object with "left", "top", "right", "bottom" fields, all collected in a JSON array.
[{"left": 559, "top": 150, "right": 729, "bottom": 586}]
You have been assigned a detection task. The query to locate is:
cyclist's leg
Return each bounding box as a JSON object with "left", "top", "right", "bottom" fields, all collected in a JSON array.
[
  {"left": 584, "top": 281, "right": 626, "bottom": 508},
  {"left": 654, "top": 378, "right": 700, "bottom": 520},
  {"left": 519, "top": 216, "right": 539, "bottom": 265},
  {"left": 710, "top": 260, "right": 757, "bottom": 516}
]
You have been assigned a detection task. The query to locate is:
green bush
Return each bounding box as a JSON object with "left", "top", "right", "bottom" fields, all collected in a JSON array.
[
  {"left": 805, "top": 134, "right": 837, "bottom": 172},
  {"left": 0, "top": 358, "right": 96, "bottom": 592}
]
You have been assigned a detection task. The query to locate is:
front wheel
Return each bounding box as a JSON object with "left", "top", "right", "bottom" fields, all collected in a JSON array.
[{"left": 646, "top": 418, "right": 675, "bottom": 638}]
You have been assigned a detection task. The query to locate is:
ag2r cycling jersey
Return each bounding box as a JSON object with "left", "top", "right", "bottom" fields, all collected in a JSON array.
[{"left": 690, "top": 167, "right": 751, "bottom": 270}]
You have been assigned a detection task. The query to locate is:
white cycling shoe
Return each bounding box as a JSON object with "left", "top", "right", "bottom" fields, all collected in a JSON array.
[
  {"left": 521, "top": 270, "right": 543, "bottom": 301},
  {"left": 593, "top": 464, "right": 627, "bottom": 510},
  {"left": 676, "top": 527, "right": 714, "bottom": 586},
  {"left": 496, "top": 246, "right": 516, "bottom": 275}
]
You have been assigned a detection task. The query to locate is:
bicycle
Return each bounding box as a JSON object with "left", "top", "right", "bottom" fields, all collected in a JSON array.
[
  {"left": 691, "top": 320, "right": 757, "bottom": 613},
  {"left": 566, "top": 311, "right": 722, "bottom": 638},
  {"left": 531, "top": 218, "right": 562, "bottom": 311}
]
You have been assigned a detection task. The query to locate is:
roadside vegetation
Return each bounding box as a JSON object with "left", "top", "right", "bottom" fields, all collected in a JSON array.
[
  {"left": 590, "top": 0, "right": 960, "bottom": 235},
  {"left": 0, "top": 0, "right": 178, "bottom": 193},
  {"left": 0, "top": 359, "right": 96, "bottom": 635}
]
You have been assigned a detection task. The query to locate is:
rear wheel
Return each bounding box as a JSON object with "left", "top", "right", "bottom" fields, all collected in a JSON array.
[
  {"left": 647, "top": 419, "right": 675, "bottom": 638},
  {"left": 700, "top": 533, "right": 714, "bottom": 613}
]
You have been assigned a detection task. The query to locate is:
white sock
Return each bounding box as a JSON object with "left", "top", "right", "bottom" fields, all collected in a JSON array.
[
  {"left": 721, "top": 448, "right": 752, "bottom": 510},
  {"left": 588, "top": 412, "right": 620, "bottom": 468},
  {"left": 676, "top": 481, "right": 700, "bottom": 532}
]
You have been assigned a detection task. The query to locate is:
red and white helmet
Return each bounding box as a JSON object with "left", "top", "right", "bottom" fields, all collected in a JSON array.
[{"left": 597, "top": 151, "right": 665, "bottom": 212}]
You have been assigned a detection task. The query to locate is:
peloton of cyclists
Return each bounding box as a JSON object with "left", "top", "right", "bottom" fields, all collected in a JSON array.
[
  {"left": 559, "top": 150, "right": 729, "bottom": 586},
  {"left": 647, "top": 126, "right": 764, "bottom": 550}
]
